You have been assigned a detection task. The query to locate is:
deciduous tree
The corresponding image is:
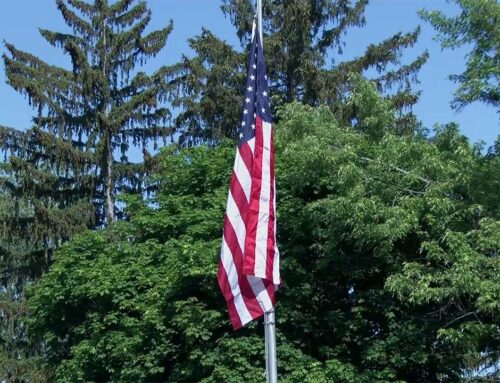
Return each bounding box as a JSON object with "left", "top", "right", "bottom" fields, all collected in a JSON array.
[
  {"left": 420, "top": 0, "right": 500, "bottom": 109},
  {"left": 28, "top": 82, "right": 499, "bottom": 381}
]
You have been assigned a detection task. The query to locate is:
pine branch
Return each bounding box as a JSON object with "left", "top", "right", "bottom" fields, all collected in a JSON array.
[
  {"left": 317, "top": 0, "right": 368, "bottom": 53},
  {"left": 139, "top": 23, "right": 173, "bottom": 57},
  {"left": 3, "top": 43, "right": 81, "bottom": 113},
  {"left": 109, "top": 11, "right": 151, "bottom": 60},
  {"left": 111, "top": 1, "right": 147, "bottom": 27},
  {"left": 39, "top": 29, "right": 83, "bottom": 50},
  {"left": 56, "top": 0, "right": 93, "bottom": 37},
  {"left": 109, "top": 0, "right": 137, "bottom": 17},
  {"left": 377, "top": 51, "right": 429, "bottom": 91},
  {"left": 66, "top": 0, "right": 95, "bottom": 17}
]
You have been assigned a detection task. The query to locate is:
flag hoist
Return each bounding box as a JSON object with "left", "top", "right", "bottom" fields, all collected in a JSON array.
[{"left": 217, "top": 0, "right": 279, "bottom": 381}]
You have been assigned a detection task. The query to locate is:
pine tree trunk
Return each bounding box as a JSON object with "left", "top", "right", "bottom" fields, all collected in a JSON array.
[
  {"left": 101, "top": 16, "right": 114, "bottom": 225},
  {"left": 103, "top": 132, "right": 114, "bottom": 224}
]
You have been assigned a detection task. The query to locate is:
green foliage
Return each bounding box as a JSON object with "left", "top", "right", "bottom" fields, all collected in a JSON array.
[
  {"left": 27, "top": 83, "right": 500, "bottom": 381},
  {"left": 0, "top": 126, "right": 95, "bottom": 382},
  {"left": 420, "top": 0, "right": 500, "bottom": 109}
]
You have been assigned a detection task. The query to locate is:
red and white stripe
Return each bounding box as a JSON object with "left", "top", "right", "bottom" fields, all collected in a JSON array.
[{"left": 217, "top": 117, "right": 280, "bottom": 329}]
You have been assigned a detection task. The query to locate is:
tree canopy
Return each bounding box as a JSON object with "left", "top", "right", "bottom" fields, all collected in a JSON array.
[{"left": 27, "top": 82, "right": 500, "bottom": 381}]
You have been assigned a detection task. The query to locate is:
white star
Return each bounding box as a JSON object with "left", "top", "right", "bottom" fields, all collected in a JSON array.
[
  {"left": 262, "top": 107, "right": 266, "bottom": 113},
  {"left": 264, "top": 75, "right": 267, "bottom": 80},
  {"left": 252, "top": 64, "right": 257, "bottom": 69},
  {"left": 245, "top": 97, "right": 251, "bottom": 103},
  {"left": 241, "top": 121, "right": 246, "bottom": 127},
  {"left": 243, "top": 109, "right": 248, "bottom": 115},
  {"left": 247, "top": 86, "right": 253, "bottom": 92},
  {"left": 250, "top": 75, "right": 255, "bottom": 80},
  {"left": 253, "top": 113, "right": 257, "bottom": 118},
  {"left": 251, "top": 124, "right": 255, "bottom": 129},
  {"left": 262, "top": 91, "right": 267, "bottom": 97},
  {"left": 239, "top": 132, "right": 243, "bottom": 138}
]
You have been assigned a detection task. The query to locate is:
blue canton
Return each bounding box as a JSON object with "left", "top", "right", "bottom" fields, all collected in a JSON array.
[{"left": 238, "top": 25, "right": 271, "bottom": 147}]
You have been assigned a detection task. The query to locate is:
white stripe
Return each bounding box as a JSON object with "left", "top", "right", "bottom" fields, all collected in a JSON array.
[
  {"left": 247, "top": 276, "right": 273, "bottom": 312},
  {"left": 234, "top": 149, "right": 252, "bottom": 201},
  {"left": 220, "top": 241, "right": 253, "bottom": 325},
  {"left": 272, "top": 247, "right": 280, "bottom": 286},
  {"left": 248, "top": 136, "right": 255, "bottom": 155},
  {"left": 226, "top": 191, "right": 246, "bottom": 252},
  {"left": 254, "top": 121, "right": 272, "bottom": 278}
]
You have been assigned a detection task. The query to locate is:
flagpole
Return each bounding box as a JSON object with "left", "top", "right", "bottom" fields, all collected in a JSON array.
[
  {"left": 264, "top": 310, "right": 277, "bottom": 383},
  {"left": 257, "top": 0, "right": 278, "bottom": 383},
  {"left": 257, "top": 0, "right": 263, "bottom": 42},
  {"left": 256, "top": 2, "right": 277, "bottom": 381}
]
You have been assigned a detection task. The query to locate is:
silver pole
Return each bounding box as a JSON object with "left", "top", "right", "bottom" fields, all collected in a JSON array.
[
  {"left": 257, "top": 0, "right": 263, "bottom": 43},
  {"left": 264, "top": 309, "right": 277, "bottom": 383},
  {"left": 264, "top": 316, "right": 269, "bottom": 383}
]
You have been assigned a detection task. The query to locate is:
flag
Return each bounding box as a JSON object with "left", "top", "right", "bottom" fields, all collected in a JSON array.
[{"left": 217, "top": 17, "right": 280, "bottom": 330}]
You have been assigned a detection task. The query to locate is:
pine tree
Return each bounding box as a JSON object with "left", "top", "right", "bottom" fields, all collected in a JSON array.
[
  {"left": 3, "top": 0, "right": 174, "bottom": 224},
  {"left": 170, "top": 30, "right": 246, "bottom": 144},
  {"left": 1, "top": 124, "right": 93, "bottom": 381},
  {"left": 171, "top": 0, "right": 428, "bottom": 143},
  {"left": 1, "top": 0, "right": 174, "bottom": 379}
]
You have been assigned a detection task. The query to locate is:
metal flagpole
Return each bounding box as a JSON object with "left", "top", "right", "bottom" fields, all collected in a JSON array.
[
  {"left": 264, "top": 310, "right": 277, "bottom": 383},
  {"left": 257, "top": 0, "right": 263, "bottom": 42},
  {"left": 256, "top": 1, "right": 278, "bottom": 382}
]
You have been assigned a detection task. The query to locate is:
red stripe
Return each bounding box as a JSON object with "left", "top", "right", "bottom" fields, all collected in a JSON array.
[
  {"left": 265, "top": 128, "right": 276, "bottom": 281},
  {"left": 223, "top": 216, "right": 264, "bottom": 319},
  {"left": 229, "top": 172, "right": 248, "bottom": 217},
  {"left": 238, "top": 142, "right": 254, "bottom": 175},
  {"left": 217, "top": 260, "right": 243, "bottom": 329},
  {"left": 243, "top": 117, "right": 264, "bottom": 277}
]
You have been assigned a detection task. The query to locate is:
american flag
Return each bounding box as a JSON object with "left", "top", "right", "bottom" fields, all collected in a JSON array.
[{"left": 217, "top": 18, "right": 280, "bottom": 330}]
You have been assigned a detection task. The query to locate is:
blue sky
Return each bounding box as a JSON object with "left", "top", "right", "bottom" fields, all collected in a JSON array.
[{"left": 0, "top": 0, "right": 498, "bottom": 148}]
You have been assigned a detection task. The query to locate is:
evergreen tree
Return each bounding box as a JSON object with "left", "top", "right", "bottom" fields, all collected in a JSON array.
[
  {"left": 1, "top": 0, "right": 174, "bottom": 379},
  {"left": 171, "top": 0, "right": 428, "bottom": 143},
  {"left": 0, "top": 125, "right": 97, "bottom": 256},
  {"left": 169, "top": 30, "right": 246, "bottom": 145},
  {"left": 0, "top": 124, "right": 95, "bottom": 381},
  {"left": 3, "top": 0, "right": 174, "bottom": 224}
]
